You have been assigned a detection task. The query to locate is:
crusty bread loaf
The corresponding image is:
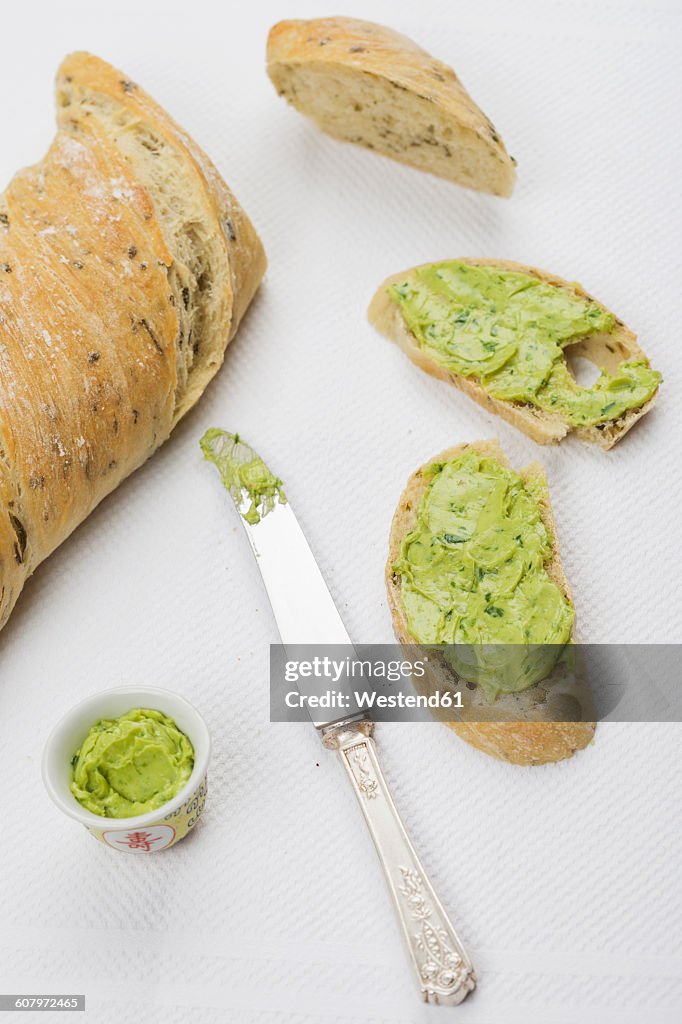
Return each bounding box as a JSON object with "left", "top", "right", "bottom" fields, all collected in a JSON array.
[
  {"left": 267, "top": 17, "right": 516, "bottom": 197},
  {"left": 0, "top": 53, "right": 266, "bottom": 632},
  {"left": 370, "top": 259, "right": 658, "bottom": 449},
  {"left": 56, "top": 53, "right": 267, "bottom": 422},
  {"left": 386, "top": 440, "right": 595, "bottom": 765}
]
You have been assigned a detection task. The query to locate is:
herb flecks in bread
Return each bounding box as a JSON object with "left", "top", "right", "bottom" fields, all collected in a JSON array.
[
  {"left": 267, "top": 17, "right": 516, "bottom": 197},
  {"left": 0, "top": 53, "right": 266, "bottom": 633},
  {"left": 394, "top": 450, "right": 574, "bottom": 701},
  {"left": 387, "top": 441, "right": 595, "bottom": 765},
  {"left": 370, "top": 260, "right": 661, "bottom": 448}
]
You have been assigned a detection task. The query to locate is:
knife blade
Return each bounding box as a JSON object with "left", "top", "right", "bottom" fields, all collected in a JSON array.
[
  {"left": 230, "top": 496, "right": 367, "bottom": 729},
  {"left": 202, "top": 429, "right": 477, "bottom": 1006}
]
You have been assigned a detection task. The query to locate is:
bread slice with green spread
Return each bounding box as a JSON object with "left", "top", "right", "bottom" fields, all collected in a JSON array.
[
  {"left": 266, "top": 17, "right": 516, "bottom": 197},
  {"left": 370, "top": 260, "right": 661, "bottom": 448},
  {"left": 387, "top": 440, "right": 595, "bottom": 765}
]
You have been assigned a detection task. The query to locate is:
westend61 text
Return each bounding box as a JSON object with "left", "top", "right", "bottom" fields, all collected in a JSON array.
[{"left": 284, "top": 689, "right": 463, "bottom": 710}]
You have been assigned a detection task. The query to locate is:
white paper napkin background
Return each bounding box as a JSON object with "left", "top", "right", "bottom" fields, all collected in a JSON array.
[{"left": 0, "top": 1, "right": 680, "bottom": 1021}]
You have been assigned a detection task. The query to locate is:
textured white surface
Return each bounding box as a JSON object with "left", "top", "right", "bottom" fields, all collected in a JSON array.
[{"left": 1, "top": 0, "right": 681, "bottom": 1020}]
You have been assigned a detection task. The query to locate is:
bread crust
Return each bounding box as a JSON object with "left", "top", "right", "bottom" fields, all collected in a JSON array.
[
  {"left": 267, "top": 17, "right": 516, "bottom": 197},
  {"left": 369, "top": 259, "right": 658, "bottom": 448},
  {"left": 0, "top": 54, "right": 265, "bottom": 631},
  {"left": 386, "top": 440, "right": 595, "bottom": 765},
  {"left": 56, "top": 52, "right": 267, "bottom": 422}
]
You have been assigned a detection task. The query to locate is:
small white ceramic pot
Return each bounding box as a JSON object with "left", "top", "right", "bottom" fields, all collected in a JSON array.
[{"left": 42, "top": 686, "right": 210, "bottom": 853}]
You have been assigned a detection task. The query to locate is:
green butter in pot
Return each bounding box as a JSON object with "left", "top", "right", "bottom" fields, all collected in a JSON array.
[
  {"left": 394, "top": 452, "right": 575, "bottom": 700},
  {"left": 70, "top": 708, "right": 194, "bottom": 818},
  {"left": 389, "top": 261, "right": 661, "bottom": 426}
]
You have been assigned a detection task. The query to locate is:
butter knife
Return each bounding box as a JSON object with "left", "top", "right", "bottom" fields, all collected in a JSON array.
[{"left": 201, "top": 429, "right": 476, "bottom": 1006}]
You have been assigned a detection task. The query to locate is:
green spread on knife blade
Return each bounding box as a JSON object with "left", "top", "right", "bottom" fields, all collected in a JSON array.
[
  {"left": 388, "top": 261, "right": 661, "bottom": 426},
  {"left": 200, "top": 428, "right": 286, "bottom": 525},
  {"left": 394, "top": 451, "right": 574, "bottom": 700}
]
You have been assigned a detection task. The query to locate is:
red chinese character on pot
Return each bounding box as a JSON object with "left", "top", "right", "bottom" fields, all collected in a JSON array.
[
  {"left": 102, "top": 823, "right": 176, "bottom": 852},
  {"left": 116, "top": 830, "right": 163, "bottom": 852}
]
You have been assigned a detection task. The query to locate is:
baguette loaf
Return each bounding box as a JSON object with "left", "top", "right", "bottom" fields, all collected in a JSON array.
[
  {"left": 267, "top": 16, "right": 516, "bottom": 197},
  {"left": 0, "top": 53, "right": 266, "bottom": 632},
  {"left": 386, "top": 440, "right": 595, "bottom": 765},
  {"left": 370, "top": 259, "right": 659, "bottom": 448}
]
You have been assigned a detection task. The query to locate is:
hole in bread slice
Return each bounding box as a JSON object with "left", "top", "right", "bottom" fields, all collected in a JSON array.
[{"left": 564, "top": 348, "right": 602, "bottom": 388}]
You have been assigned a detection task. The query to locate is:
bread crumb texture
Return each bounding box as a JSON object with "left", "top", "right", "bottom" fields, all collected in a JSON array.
[{"left": 267, "top": 17, "right": 516, "bottom": 196}]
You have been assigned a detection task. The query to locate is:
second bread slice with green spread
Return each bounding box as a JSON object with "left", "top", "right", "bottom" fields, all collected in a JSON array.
[
  {"left": 370, "top": 259, "right": 661, "bottom": 448},
  {"left": 387, "top": 439, "right": 595, "bottom": 765}
]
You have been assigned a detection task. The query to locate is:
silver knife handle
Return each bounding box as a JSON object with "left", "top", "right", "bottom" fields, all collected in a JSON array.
[{"left": 323, "top": 721, "right": 476, "bottom": 1006}]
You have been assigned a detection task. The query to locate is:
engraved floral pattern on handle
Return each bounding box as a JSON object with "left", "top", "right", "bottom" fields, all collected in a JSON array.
[
  {"left": 327, "top": 722, "right": 476, "bottom": 1006},
  {"left": 344, "top": 741, "right": 379, "bottom": 799},
  {"left": 398, "top": 866, "right": 473, "bottom": 999}
]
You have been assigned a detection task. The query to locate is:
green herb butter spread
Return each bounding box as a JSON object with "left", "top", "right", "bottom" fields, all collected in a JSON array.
[
  {"left": 395, "top": 452, "right": 575, "bottom": 699},
  {"left": 201, "top": 428, "right": 286, "bottom": 525},
  {"left": 389, "top": 262, "right": 661, "bottom": 426},
  {"left": 70, "top": 709, "right": 194, "bottom": 818}
]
